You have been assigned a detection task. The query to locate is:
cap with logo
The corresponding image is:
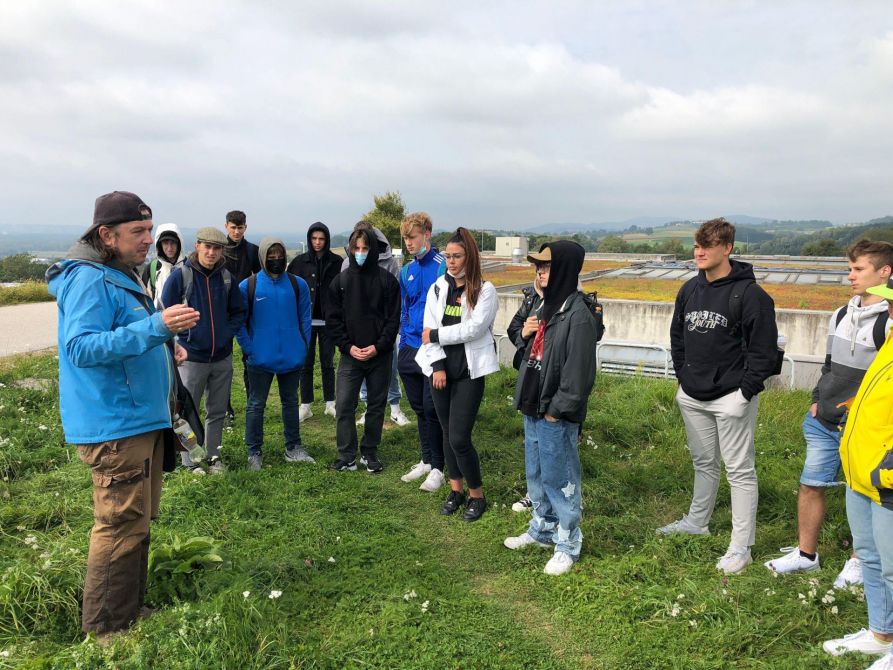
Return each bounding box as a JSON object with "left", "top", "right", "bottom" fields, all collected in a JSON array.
[{"left": 195, "top": 227, "right": 228, "bottom": 247}]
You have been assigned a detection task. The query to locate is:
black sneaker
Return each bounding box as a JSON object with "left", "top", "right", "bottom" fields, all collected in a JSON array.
[
  {"left": 440, "top": 490, "right": 466, "bottom": 515},
  {"left": 329, "top": 458, "right": 357, "bottom": 472},
  {"left": 463, "top": 496, "right": 487, "bottom": 522},
  {"left": 359, "top": 453, "right": 383, "bottom": 474}
]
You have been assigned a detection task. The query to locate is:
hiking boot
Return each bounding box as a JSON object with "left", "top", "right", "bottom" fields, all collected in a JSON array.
[
  {"left": 823, "top": 629, "right": 892, "bottom": 657},
  {"left": 544, "top": 551, "right": 575, "bottom": 576},
  {"left": 359, "top": 453, "right": 383, "bottom": 474},
  {"left": 329, "top": 458, "right": 357, "bottom": 472},
  {"left": 324, "top": 401, "right": 337, "bottom": 418},
  {"left": 401, "top": 460, "right": 431, "bottom": 483},
  {"left": 440, "top": 490, "right": 466, "bottom": 515},
  {"left": 208, "top": 458, "right": 226, "bottom": 475},
  {"left": 504, "top": 533, "right": 552, "bottom": 550},
  {"left": 511, "top": 494, "right": 532, "bottom": 513},
  {"left": 463, "top": 496, "right": 486, "bottom": 522},
  {"left": 188, "top": 465, "right": 206, "bottom": 476},
  {"left": 764, "top": 546, "right": 820, "bottom": 574},
  {"left": 299, "top": 404, "right": 313, "bottom": 422},
  {"left": 390, "top": 406, "right": 411, "bottom": 426},
  {"left": 247, "top": 454, "right": 262, "bottom": 471},
  {"left": 656, "top": 516, "right": 710, "bottom": 536},
  {"left": 285, "top": 446, "right": 315, "bottom": 463},
  {"left": 834, "top": 556, "right": 864, "bottom": 589},
  {"left": 419, "top": 468, "right": 445, "bottom": 492},
  {"left": 716, "top": 546, "right": 752, "bottom": 575}
]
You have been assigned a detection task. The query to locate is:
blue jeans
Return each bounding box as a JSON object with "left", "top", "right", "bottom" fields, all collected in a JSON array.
[
  {"left": 524, "top": 415, "right": 583, "bottom": 558},
  {"left": 800, "top": 411, "right": 843, "bottom": 487},
  {"left": 245, "top": 367, "right": 301, "bottom": 456},
  {"left": 846, "top": 486, "right": 893, "bottom": 634}
]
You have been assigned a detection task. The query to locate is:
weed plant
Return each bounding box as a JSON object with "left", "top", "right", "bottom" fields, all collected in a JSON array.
[
  {"left": 0, "top": 283, "right": 53, "bottom": 308},
  {"left": 0, "top": 351, "right": 871, "bottom": 668}
]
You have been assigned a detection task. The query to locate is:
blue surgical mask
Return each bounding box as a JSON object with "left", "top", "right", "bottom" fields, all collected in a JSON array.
[
  {"left": 413, "top": 244, "right": 428, "bottom": 259},
  {"left": 354, "top": 252, "right": 368, "bottom": 267}
]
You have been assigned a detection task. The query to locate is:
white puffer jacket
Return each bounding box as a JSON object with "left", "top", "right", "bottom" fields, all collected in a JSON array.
[{"left": 415, "top": 276, "right": 499, "bottom": 379}]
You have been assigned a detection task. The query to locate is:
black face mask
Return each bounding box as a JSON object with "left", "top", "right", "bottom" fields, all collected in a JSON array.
[{"left": 267, "top": 258, "right": 286, "bottom": 275}]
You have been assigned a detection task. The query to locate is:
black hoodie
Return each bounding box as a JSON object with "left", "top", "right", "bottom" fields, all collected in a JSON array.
[
  {"left": 287, "top": 222, "right": 342, "bottom": 321},
  {"left": 325, "top": 229, "right": 400, "bottom": 359},
  {"left": 670, "top": 259, "right": 778, "bottom": 401}
]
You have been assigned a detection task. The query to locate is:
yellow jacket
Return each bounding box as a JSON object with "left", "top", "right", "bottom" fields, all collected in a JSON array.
[{"left": 840, "top": 333, "right": 893, "bottom": 509}]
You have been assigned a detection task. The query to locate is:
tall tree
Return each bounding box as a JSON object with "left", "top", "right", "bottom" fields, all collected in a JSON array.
[{"left": 363, "top": 191, "right": 405, "bottom": 249}]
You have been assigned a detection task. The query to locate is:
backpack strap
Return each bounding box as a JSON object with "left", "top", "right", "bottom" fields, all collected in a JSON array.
[
  {"left": 246, "top": 274, "right": 257, "bottom": 334},
  {"left": 287, "top": 272, "right": 308, "bottom": 348},
  {"left": 222, "top": 268, "right": 232, "bottom": 293},
  {"left": 834, "top": 305, "right": 847, "bottom": 330},
  {"left": 873, "top": 311, "right": 889, "bottom": 350},
  {"left": 180, "top": 265, "right": 194, "bottom": 306},
  {"left": 148, "top": 259, "right": 159, "bottom": 293},
  {"left": 727, "top": 279, "right": 755, "bottom": 347}
]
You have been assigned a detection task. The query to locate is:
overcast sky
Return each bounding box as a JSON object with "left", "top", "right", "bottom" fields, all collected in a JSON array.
[{"left": 2, "top": 1, "right": 892, "bottom": 233}]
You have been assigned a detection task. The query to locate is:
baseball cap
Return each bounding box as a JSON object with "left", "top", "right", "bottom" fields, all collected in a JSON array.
[{"left": 526, "top": 245, "right": 552, "bottom": 264}]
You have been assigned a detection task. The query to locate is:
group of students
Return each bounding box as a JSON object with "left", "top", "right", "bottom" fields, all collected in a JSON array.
[{"left": 53, "top": 192, "right": 893, "bottom": 662}]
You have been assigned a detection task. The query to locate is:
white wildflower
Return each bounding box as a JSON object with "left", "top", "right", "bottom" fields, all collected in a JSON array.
[
  {"left": 831, "top": 605, "right": 839, "bottom": 615},
  {"left": 242, "top": 591, "right": 250, "bottom": 598},
  {"left": 688, "top": 620, "right": 697, "bottom": 628},
  {"left": 403, "top": 589, "right": 418, "bottom": 601},
  {"left": 420, "top": 600, "right": 430, "bottom": 613},
  {"left": 676, "top": 594, "right": 685, "bottom": 601},
  {"left": 37, "top": 424, "right": 47, "bottom": 431},
  {"left": 670, "top": 603, "right": 681, "bottom": 617},
  {"left": 328, "top": 557, "right": 336, "bottom": 563},
  {"left": 268, "top": 590, "right": 282, "bottom": 599}
]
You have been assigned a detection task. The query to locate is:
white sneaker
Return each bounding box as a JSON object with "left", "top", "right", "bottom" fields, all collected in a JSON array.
[
  {"left": 764, "top": 546, "right": 820, "bottom": 574},
  {"left": 543, "top": 551, "right": 575, "bottom": 576},
  {"left": 716, "top": 546, "right": 752, "bottom": 575},
  {"left": 400, "top": 461, "right": 431, "bottom": 483},
  {"left": 419, "top": 468, "right": 445, "bottom": 492},
  {"left": 390, "top": 406, "right": 411, "bottom": 426},
  {"left": 504, "top": 533, "right": 552, "bottom": 550},
  {"left": 867, "top": 653, "right": 893, "bottom": 670},
  {"left": 823, "top": 629, "right": 892, "bottom": 657},
  {"left": 208, "top": 458, "right": 226, "bottom": 475},
  {"left": 324, "top": 401, "right": 336, "bottom": 418},
  {"left": 656, "top": 516, "right": 710, "bottom": 536},
  {"left": 299, "top": 404, "right": 313, "bottom": 422},
  {"left": 356, "top": 411, "right": 366, "bottom": 426},
  {"left": 834, "top": 556, "right": 864, "bottom": 589}
]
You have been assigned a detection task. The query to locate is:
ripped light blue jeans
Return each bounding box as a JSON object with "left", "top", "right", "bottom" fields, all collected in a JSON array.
[{"left": 524, "top": 415, "right": 583, "bottom": 559}]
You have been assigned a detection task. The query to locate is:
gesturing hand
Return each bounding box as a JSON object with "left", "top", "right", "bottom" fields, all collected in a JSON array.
[{"left": 162, "top": 304, "right": 200, "bottom": 334}]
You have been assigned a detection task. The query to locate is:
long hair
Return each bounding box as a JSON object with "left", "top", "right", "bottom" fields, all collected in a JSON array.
[
  {"left": 80, "top": 226, "right": 117, "bottom": 262},
  {"left": 447, "top": 227, "right": 483, "bottom": 310}
]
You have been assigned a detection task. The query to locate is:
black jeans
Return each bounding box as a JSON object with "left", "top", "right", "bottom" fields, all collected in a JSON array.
[
  {"left": 335, "top": 352, "right": 392, "bottom": 460},
  {"left": 430, "top": 375, "right": 485, "bottom": 489},
  {"left": 397, "top": 346, "right": 444, "bottom": 470},
  {"left": 301, "top": 326, "right": 336, "bottom": 404}
]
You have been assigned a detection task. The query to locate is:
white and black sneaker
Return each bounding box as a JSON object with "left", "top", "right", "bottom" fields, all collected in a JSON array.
[
  {"left": 329, "top": 458, "right": 357, "bottom": 472},
  {"left": 359, "top": 453, "right": 383, "bottom": 474}
]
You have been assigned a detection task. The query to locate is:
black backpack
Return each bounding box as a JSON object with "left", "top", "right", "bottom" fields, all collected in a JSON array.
[
  {"left": 833, "top": 306, "right": 888, "bottom": 350},
  {"left": 245, "top": 272, "right": 308, "bottom": 348},
  {"left": 582, "top": 291, "right": 606, "bottom": 343}
]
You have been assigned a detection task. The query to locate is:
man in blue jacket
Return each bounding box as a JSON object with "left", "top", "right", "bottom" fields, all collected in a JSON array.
[
  {"left": 396, "top": 212, "right": 447, "bottom": 490},
  {"left": 47, "top": 191, "right": 200, "bottom": 639},
  {"left": 236, "top": 237, "right": 313, "bottom": 470},
  {"left": 162, "top": 227, "right": 245, "bottom": 474}
]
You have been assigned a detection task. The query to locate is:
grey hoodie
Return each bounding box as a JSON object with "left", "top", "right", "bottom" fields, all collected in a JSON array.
[{"left": 341, "top": 226, "right": 400, "bottom": 278}]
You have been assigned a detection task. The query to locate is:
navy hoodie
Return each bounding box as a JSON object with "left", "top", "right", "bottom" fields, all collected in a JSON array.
[
  {"left": 161, "top": 257, "right": 246, "bottom": 363},
  {"left": 670, "top": 260, "right": 778, "bottom": 401}
]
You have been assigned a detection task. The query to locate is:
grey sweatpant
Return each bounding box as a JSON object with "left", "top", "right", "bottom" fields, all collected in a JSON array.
[
  {"left": 179, "top": 355, "right": 234, "bottom": 465},
  {"left": 676, "top": 387, "right": 760, "bottom": 549}
]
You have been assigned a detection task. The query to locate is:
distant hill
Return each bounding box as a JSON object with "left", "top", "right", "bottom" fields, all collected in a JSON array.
[{"left": 525, "top": 216, "right": 683, "bottom": 234}]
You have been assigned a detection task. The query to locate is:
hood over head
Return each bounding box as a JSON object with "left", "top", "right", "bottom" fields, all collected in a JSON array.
[
  {"left": 306, "top": 222, "right": 331, "bottom": 253},
  {"left": 258, "top": 236, "right": 287, "bottom": 274},
  {"left": 347, "top": 228, "right": 380, "bottom": 274},
  {"left": 154, "top": 222, "right": 185, "bottom": 264},
  {"left": 371, "top": 226, "right": 393, "bottom": 260},
  {"left": 541, "top": 240, "right": 585, "bottom": 324}
]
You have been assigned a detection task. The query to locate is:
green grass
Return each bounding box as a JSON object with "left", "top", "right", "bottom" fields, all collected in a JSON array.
[
  {"left": 0, "top": 351, "right": 872, "bottom": 669},
  {"left": 0, "top": 282, "right": 53, "bottom": 307}
]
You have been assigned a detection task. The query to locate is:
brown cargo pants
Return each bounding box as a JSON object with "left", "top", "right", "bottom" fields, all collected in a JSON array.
[{"left": 77, "top": 429, "right": 164, "bottom": 634}]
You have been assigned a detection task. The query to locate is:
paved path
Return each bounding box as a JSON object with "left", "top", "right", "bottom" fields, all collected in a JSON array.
[{"left": 0, "top": 301, "right": 57, "bottom": 358}]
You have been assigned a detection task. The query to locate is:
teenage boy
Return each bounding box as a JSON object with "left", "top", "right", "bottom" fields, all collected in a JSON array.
[
  {"left": 503, "top": 241, "right": 598, "bottom": 576},
  {"left": 765, "top": 240, "right": 892, "bottom": 583},
  {"left": 222, "top": 210, "right": 261, "bottom": 421},
  {"left": 142, "top": 222, "right": 186, "bottom": 309},
  {"left": 396, "top": 212, "right": 447, "bottom": 491},
  {"left": 162, "top": 227, "right": 246, "bottom": 474},
  {"left": 287, "top": 222, "right": 341, "bottom": 421},
  {"left": 820, "top": 282, "right": 893, "bottom": 666},
  {"left": 342, "top": 221, "right": 410, "bottom": 427},
  {"left": 327, "top": 227, "right": 401, "bottom": 473},
  {"left": 659, "top": 218, "right": 778, "bottom": 575},
  {"left": 236, "top": 238, "right": 313, "bottom": 470}
]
